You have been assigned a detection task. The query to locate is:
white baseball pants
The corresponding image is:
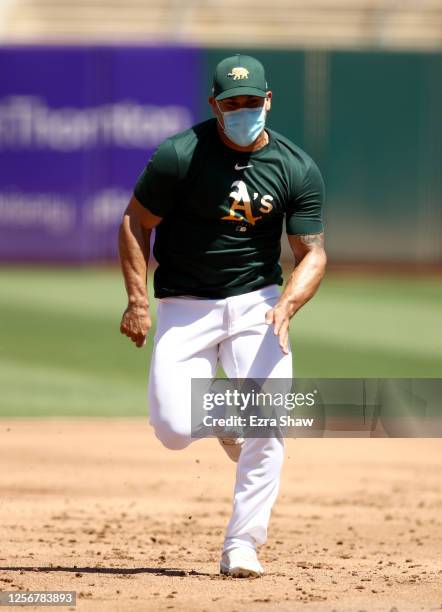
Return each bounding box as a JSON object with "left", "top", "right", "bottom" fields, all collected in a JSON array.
[{"left": 148, "top": 284, "right": 293, "bottom": 553}]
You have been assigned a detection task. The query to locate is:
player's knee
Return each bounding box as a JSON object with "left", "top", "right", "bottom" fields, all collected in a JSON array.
[
  {"left": 152, "top": 422, "right": 191, "bottom": 450},
  {"left": 160, "top": 433, "right": 189, "bottom": 451}
]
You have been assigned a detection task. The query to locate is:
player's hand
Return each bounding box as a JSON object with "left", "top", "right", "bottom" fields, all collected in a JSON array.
[
  {"left": 265, "top": 302, "right": 293, "bottom": 355},
  {"left": 120, "top": 304, "right": 152, "bottom": 348}
]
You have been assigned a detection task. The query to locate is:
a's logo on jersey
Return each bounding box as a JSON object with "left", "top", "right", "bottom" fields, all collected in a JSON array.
[
  {"left": 227, "top": 67, "right": 249, "bottom": 80},
  {"left": 222, "top": 180, "right": 274, "bottom": 227}
]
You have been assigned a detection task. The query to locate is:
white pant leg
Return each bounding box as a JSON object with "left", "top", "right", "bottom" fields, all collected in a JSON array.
[
  {"left": 148, "top": 298, "right": 222, "bottom": 450},
  {"left": 218, "top": 287, "right": 292, "bottom": 552}
]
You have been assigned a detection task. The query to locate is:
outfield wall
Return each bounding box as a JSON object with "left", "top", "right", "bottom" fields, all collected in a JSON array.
[{"left": 0, "top": 46, "right": 440, "bottom": 263}]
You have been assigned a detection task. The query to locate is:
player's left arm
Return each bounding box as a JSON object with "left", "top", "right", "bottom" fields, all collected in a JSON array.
[
  {"left": 265, "top": 232, "right": 327, "bottom": 354},
  {"left": 266, "top": 156, "right": 327, "bottom": 354}
]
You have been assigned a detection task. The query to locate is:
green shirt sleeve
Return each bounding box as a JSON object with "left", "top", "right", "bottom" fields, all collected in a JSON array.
[
  {"left": 133, "top": 138, "right": 179, "bottom": 217},
  {"left": 286, "top": 160, "right": 325, "bottom": 235}
]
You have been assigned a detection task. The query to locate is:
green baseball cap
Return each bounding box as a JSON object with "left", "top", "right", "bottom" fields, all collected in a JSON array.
[{"left": 212, "top": 54, "right": 268, "bottom": 101}]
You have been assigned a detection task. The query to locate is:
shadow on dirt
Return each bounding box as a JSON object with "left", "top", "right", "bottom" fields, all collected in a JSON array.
[{"left": 0, "top": 566, "right": 211, "bottom": 577}]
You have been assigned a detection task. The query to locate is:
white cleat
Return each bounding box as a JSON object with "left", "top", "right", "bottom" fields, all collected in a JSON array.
[
  {"left": 220, "top": 547, "right": 264, "bottom": 578},
  {"left": 217, "top": 437, "right": 244, "bottom": 462}
]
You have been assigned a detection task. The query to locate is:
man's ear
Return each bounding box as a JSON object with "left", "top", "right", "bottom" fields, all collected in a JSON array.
[
  {"left": 265, "top": 91, "right": 272, "bottom": 112},
  {"left": 209, "top": 96, "right": 223, "bottom": 125},
  {"left": 208, "top": 96, "right": 217, "bottom": 116}
]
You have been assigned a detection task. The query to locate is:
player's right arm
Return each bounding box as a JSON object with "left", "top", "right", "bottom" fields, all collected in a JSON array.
[
  {"left": 119, "top": 139, "right": 179, "bottom": 347},
  {"left": 118, "top": 195, "right": 162, "bottom": 348}
]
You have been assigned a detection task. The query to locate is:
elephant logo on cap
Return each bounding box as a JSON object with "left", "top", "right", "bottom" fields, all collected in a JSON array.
[{"left": 227, "top": 67, "right": 249, "bottom": 80}]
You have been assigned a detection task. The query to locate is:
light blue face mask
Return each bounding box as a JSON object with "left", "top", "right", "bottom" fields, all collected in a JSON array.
[{"left": 217, "top": 102, "right": 267, "bottom": 147}]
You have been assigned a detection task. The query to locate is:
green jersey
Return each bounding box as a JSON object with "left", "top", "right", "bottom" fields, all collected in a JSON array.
[{"left": 134, "top": 118, "right": 325, "bottom": 299}]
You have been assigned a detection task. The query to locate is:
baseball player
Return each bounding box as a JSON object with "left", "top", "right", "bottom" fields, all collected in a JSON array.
[{"left": 119, "top": 54, "right": 326, "bottom": 578}]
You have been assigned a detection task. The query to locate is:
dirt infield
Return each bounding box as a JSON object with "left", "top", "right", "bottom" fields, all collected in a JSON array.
[{"left": 0, "top": 419, "right": 441, "bottom": 611}]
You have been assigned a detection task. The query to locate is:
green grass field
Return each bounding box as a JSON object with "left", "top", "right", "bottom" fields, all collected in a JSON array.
[{"left": 0, "top": 266, "right": 440, "bottom": 416}]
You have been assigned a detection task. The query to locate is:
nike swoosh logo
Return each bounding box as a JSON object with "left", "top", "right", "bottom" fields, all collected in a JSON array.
[{"left": 235, "top": 163, "right": 253, "bottom": 170}]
